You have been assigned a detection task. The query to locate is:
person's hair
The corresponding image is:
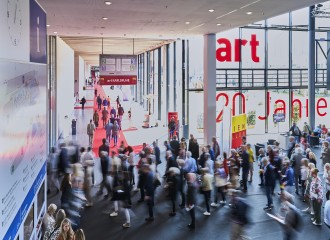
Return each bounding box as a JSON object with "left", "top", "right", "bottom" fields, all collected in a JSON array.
[
  {"left": 311, "top": 168, "right": 319, "bottom": 175},
  {"left": 186, "top": 151, "right": 192, "bottom": 158},
  {"left": 59, "top": 218, "right": 74, "bottom": 240},
  {"left": 55, "top": 209, "right": 66, "bottom": 228},
  {"left": 102, "top": 138, "right": 106, "bottom": 144},
  {"left": 294, "top": 147, "right": 302, "bottom": 154},
  {"left": 262, "top": 157, "right": 268, "bottom": 164},
  {"left": 74, "top": 229, "right": 86, "bottom": 240},
  {"left": 87, "top": 147, "right": 92, "bottom": 151},
  {"left": 80, "top": 147, "right": 85, "bottom": 153},
  {"left": 302, "top": 158, "right": 309, "bottom": 167},
  {"left": 308, "top": 162, "right": 316, "bottom": 169},
  {"left": 324, "top": 141, "right": 329, "bottom": 146},
  {"left": 72, "top": 163, "right": 84, "bottom": 178},
  {"left": 324, "top": 163, "right": 330, "bottom": 172},
  {"left": 223, "top": 151, "right": 227, "bottom": 159},
  {"left": 308, "top": 152, "right": 316, "bottom": 160},
  {"left": 48, "top": 203, "right": 57, "bottom": 214},
  {"left": 259, "top": 148, "right": 265, "bottom": 154},
  {"left": 127, "top": 146, "right": 133, "bottom": 153}
]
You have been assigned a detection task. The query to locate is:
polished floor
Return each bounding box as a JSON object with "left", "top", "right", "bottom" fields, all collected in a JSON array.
[{"left": 48, "top": 85, "right": 330, "bottom": 240}]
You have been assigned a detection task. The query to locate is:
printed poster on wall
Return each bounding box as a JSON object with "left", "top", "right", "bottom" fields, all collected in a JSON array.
[
  {"left": 0, "top": 62, "right": 47, "bottom": 240},
  {"left": 99, "top": 54, "right": 137, "bottom": 85},
  {"left": 231, "top": 114, "right": 247, "bottom": 149}
]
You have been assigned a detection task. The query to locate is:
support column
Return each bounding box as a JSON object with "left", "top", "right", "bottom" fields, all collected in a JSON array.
[
  {"left": 203, "top": 34, "right": 216, "bottom": 145},
  {"left": 308, "top": 5, "right": 315, "bottom": 129},
  {"left": 158, "top": 48, "right": 162, "bottom": 120}
]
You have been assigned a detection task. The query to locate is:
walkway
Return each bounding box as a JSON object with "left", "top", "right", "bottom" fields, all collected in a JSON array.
[{"left": 48, "top": 85, "right": 330, "bottom": 240}]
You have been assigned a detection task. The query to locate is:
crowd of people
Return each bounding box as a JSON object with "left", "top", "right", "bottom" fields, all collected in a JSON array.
[{"left": 46, "top": 90, "right": 330, "bottom": 240}]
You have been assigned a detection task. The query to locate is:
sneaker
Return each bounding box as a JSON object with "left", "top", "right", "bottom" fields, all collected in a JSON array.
[
  {"left": 221, "top": 200, "right": 226, "bottom": 204},
  {"left": 122, "top": 222, "right": 130, "bottom": 228},
  {"left": 302, "top": 208, "right": 310, "bottom": 212},
  {"left": 110, "top": 212, "right": 118, "bottom": 217},
  {"left": 312, "top": 221, "right": 322, "bottom": 226},
  {"left": 311, "top": 218, "right": 315, "bottom": 222},
  {"left": 203, "top": 211, "right": 211, "bottom": 216},
  {"left": 263, "top": 206, "right": 273, "bottom": 211},
  {"left": 85, "top": 203, "right": 93, "bottom": 207},
  {"left": 311, "top": 212, "right": 315, "bottom": 215},
  {"left": 211, "top": 202, "right": 219, "bottom": 207}
]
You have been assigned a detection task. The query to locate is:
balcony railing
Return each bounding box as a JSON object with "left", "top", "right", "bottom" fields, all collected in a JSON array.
[{"left": 216, "top": 68, "right": 327, "bottom": 89}]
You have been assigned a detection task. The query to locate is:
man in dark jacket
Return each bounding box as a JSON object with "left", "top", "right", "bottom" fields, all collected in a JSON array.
[
  {"left": 142, "top": 165, "right": 155, "bottom": 221},
  {"left": 98, "top": 138, "right": 110, "bottom": 156},
  {"left": 97, "top": 151, "right": 111, "bottom": 198},
  {"left": 81, "top": 96, "right": 86, "bottom": 110},
  {"left": 170, "top": 135, "right": 180, "bottom": 159},
  {"left": 263, "top": 158, "right": 275, "bottom": 211},
  {"left": 240, "top": 145, "right": 250, "bottom": 192},
  {"left": 152, "top": 141, "right": 161, "bottom": 165},
  {"left": 97, "top": 95, "right": 102, "bottom": 111},
  {"left": 190, "top": 138, "right": 200, "bottom": 161}
]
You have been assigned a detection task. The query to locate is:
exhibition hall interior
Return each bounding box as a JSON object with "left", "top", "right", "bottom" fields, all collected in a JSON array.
[{"left": 2, "top": 0, "right": 330, "bottom": 239}]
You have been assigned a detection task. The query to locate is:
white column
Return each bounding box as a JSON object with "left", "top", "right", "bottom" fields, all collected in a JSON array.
[{"left": 203, "top": 34, "right": 216, "bottom": 145}]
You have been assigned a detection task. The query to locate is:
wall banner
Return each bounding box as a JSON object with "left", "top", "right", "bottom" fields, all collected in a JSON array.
[{"left": 231, "top": 114, "right": 247, "bottom": 149}]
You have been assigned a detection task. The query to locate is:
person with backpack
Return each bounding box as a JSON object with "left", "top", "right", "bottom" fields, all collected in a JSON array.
[{"left": 289, "top": 122, "right": 301, "bottom": 144}]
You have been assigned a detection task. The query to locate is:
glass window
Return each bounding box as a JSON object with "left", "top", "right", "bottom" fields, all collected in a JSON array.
[
  {"left": 268, "top": 30, "right": 289, "bottom": 68},
  {"left": 244, "top": 90, "right": 266, "bottom": 135},
  {"left": 188, "top": 36, "right": 203, "bottom": 89},
  {"left": 267, "top": 12, "right": 289, "bottom": 27},
  {"left": 216, "top": 29, "right": 240, "bottom": 69},
  {"left": 292, "top": 31, "right": 308, "bottom": 69},
  {"left": 291, "top": 8, "right": 308, "bottom": 27},
  {"left": 241, "top": 28, "right": 265, "bottom": 69}
]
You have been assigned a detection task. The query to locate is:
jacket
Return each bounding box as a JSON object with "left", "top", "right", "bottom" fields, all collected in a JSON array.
[{"left": 263, "top": 164, "right": 275, "bottom": 187}]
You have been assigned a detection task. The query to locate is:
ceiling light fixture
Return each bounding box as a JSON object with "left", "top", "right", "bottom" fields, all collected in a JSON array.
[
  {"left": 104, "top": 1, "right": 112, "bottom": 5},
  {"left": 102, "top": 17, "right": 108, "bottom": 20},
  {"left": 246, "top": 11, "right": 253, "bottom": 15},
  {"left": 53, "top": 31, "right": 57, "bottom": 34},
  {"left": 185, "top": 21, "right": 190, "bottom": 24},
  {"left": 189, "top": 23, "right": 204, "bottom": 31},
  {"left": 217, "top": 23, "right": 222, "bottom": 26},
  {"left": 46, "top": 24, "right": 50, "bottom": 27},
  {"left": 240, "top": 0, "right": 261, "bottom": 9},
  {"left": 208, "top": 9, "right": 215, "bottom": 13},
  {"left": 216, "top": 9, "right": 237, "bottom": 19}
]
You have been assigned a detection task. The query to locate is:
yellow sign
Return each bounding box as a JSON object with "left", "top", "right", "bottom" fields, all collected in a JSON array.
[{"left": 232, "top": 114, "right": 247, "bottom": 133}]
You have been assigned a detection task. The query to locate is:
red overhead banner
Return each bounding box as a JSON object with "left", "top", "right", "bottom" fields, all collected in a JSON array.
[{"left": 99, "top": 75, "right": 137, "bottom": 85}]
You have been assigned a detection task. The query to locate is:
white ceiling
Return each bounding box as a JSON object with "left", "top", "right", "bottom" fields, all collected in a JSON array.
[{"left": 38, "top": 0, "right": 324, "bottom": 65}]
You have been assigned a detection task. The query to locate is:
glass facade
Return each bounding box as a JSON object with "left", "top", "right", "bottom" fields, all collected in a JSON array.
[{"left": 136, "top": 2, "right": 330, "bottom": 140}]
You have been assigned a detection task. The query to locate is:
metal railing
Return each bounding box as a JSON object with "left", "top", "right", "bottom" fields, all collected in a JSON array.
[{"left": 216, "top": 68, "right": 327, "bottom": 89}]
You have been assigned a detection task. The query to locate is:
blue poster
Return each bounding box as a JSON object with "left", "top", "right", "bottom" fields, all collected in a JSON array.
[{"left": 30, "top": 0, "right": 47, "bottom": 64}]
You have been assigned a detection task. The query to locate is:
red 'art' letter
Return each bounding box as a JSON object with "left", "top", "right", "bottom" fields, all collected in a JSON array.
[
  {"left": 216, "top": 38, "right": 232, "bottom": 62},
  {"left": 234, "top": 39, "right": 248, "bottom": 62},
  {"left": 250, "top": 34, "right": 260, "bottom": 62}
]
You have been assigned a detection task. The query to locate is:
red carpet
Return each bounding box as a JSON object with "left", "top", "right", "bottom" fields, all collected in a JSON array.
[{"left": 91, "top": 85, "right": 141, "bottom": 157}]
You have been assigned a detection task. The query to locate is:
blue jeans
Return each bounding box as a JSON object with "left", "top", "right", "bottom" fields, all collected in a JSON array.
[
  {"left": 265, "top": 186, "right": 273, "bottom": 207},
  {"left": 113, "top": 134, "right": 118, "bottom": 145}
]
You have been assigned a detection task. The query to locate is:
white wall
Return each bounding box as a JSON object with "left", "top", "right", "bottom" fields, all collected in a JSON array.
[
  {"left": 56, "top": 36, "right": 75, "bottom": 139},
  {"left": 74, "top": 54, "right": 85, "bottom": 97}
]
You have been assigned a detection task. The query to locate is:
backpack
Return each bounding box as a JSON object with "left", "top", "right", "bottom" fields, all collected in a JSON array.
[{"left": 293, "top": 126, "right": 300, "bottom": 135}]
